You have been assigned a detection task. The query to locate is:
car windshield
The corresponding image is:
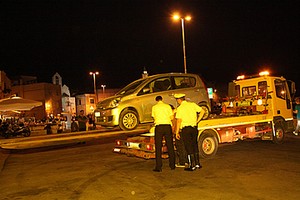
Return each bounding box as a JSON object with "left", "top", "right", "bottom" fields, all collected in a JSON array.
[{"left": 116, "top": 79, "right": 146, "bottom": 95}]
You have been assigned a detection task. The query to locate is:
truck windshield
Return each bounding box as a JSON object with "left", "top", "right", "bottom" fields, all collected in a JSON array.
[{"left": 116, "top": 79, "right": 145, "bottom": 96}]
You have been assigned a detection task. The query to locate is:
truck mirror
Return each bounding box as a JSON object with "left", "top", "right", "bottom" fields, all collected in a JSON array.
[
  {"left": 228, "top": 82, "right": 237, "bottom": 97},
  {"left": 290, "top": 81, "right": 296, "bottom": 95}
]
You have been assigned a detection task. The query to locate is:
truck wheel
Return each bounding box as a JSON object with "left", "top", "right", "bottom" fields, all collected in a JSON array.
[
  {"left": 119, "top": 110, "right": 139, "bottom": 131},
  {"left": 273, "top": 123, "right": 285, "bottom": 144},
  {"left": 200, "top": 105, "right": 210, "bottom": 120},
  {"left": 198, "top": 132, "right": 218, "bottom": 159}
]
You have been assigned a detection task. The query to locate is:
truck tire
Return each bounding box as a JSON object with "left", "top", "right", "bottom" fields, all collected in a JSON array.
[
  {"left": 200, "top": 105, "right": 210, "bottom": 120},
  {"left": 119, "top": 110, "right": 139, "bottom": 131},
  {"left": 198, "top": 132, "right": 218, "bottom": 159},
  {"left": 273, "top": 123, "right": 285, "bottom": 144}
]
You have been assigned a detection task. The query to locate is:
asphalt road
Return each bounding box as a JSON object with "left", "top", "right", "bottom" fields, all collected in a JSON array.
[{"left": 0, "top": 134, "right": 300, "bottom": 200}]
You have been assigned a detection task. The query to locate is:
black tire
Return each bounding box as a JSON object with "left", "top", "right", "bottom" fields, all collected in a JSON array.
[
  {"left": 23, "top": 129, "right": 31, "bottom": 137},
  {"left": 200, "top": 105, "right": 210, "bottom": 120},
  {"left": 119, "top": 110, "right": 139, "bottom": 131},
  {"left": 273, "top": 123, "right": 285, "bottom": 144},
  {"left": 198, "top": 132, "right": 218, "bottom": 159}
]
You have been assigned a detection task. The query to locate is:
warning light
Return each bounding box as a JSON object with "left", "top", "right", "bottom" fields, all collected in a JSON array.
[
  {"left": 259, "top": 71, "right": 269, "bottom": 76},
  {"left": 237, "top": 75, "right": 245, "bottom": 80}
]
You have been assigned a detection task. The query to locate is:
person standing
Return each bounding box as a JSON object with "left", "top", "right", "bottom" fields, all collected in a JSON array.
[
  {"left": 293, "top": 97, "right": 300, "bottom": 135},
  {"left": 77, "top": 110, "right": 88, "bottom": 132},
  {"left": 151, "top": 96, "right": 176, "bottom": 172},
  {"left": 174, "top": 93, "right": 205, "bottom": 171}
]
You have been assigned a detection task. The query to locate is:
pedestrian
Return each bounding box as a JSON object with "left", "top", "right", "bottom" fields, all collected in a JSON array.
[
  {"left": 71, "top": 118, "right": 79, "bottom": 132},
  {"left": 293, "top": 97, "right": 300, "bottom": 135},
  {"left": 151, "top": 96, "right": 176, "bottom": 172},
  {"left": 77, "top": 110, "right": 88, "bottom": 132},
  {"left": 174, "top": 93, "right": 205, "bottom": 171}
]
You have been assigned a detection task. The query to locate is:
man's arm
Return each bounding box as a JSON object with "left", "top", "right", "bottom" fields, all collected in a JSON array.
[
  {"left": 175, "top": 118, "right": 182, "bottom": 140},
  {"left": 196, "top": 108, "right": 205, "bottom": 124}
]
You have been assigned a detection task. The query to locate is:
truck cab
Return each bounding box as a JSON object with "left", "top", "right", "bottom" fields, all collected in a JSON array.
[{"left": 226, "top": 71, "right": 296, "bottom": 133}]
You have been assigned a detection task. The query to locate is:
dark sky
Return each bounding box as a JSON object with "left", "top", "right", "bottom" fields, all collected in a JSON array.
[{"left": 1, "top": 0, "right": 299, "bottom": 95}]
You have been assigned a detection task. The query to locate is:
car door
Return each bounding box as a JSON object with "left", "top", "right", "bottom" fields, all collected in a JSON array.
[{"left": 136, "top": 76, "right": 174, "bottom": 123}]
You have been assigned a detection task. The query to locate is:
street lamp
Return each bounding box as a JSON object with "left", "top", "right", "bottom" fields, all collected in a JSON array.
[
  {"left": 173, "top": 13, "right": 191, "bottom": 74},
  {"left": 101, "top": 84, "right": 106, "bottom": 94},
  {"left": 89, "top": 71, "right": 99, "bottom": 103}
]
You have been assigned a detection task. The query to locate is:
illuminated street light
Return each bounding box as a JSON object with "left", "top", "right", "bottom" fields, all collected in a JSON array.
[
  {"left": 89, "top": 71, "right": 99, "bottom": 103},
  {"left": 173, "top": 13, "right": 191, "bottom": 74},
  {"left": 101, "top": 84, "right": 106, "bottom": 94}
]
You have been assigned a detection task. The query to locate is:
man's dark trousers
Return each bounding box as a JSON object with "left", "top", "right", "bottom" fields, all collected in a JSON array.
[{"left": 154, "top": 124, "right": 175, "bottom": 169}]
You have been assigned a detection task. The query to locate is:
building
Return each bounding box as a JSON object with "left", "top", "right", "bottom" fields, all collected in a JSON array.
[
  {"left": 0, "top": 71, "right": 12, "bottom": 99},
  {"left": 76, "top": 93, "right": 97, "bottom": 115},
  {"left": 11, "top": 82, "right": 62, "bottom": 120}
]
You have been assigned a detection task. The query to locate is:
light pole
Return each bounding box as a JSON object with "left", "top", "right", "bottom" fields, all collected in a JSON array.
[
  {"left": 101, "top": 84, "right": 106, "bottom": 94},
  {"left": 89, "top": 71, "right": 99, "bottom": 103},
  {"left": 173, "top": 14, "right": 191, "bottom": 74}
]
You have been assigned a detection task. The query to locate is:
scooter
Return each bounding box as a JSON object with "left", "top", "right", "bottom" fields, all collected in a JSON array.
[{"left": 1, "top": 123, "right": 31, "bottom": 138}]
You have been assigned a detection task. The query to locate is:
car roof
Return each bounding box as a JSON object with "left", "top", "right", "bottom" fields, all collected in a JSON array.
[{"left": 138, "top": 72, "right": 198, "bottom": 81}]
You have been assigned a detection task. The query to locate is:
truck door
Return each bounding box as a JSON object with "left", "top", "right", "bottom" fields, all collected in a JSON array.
[{"left": 273, "top": 79, "right": 293, "bottom": 118}]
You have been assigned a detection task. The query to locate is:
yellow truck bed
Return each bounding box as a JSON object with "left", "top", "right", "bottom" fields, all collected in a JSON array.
[{"left": 198, "top": 114, "right": 272, "bottom": 130}]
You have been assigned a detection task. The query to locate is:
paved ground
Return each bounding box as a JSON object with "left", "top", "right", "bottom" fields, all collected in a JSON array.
[{"left": 0, "top": 133, "right": 300, "bottom": 200}]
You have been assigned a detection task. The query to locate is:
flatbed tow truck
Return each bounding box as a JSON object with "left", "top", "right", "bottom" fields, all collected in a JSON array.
[{"left": 113, "top": 71, "right": 296, "bottom": 159}]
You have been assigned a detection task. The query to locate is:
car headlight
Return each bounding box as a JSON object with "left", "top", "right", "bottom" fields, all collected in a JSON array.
[{"left": 108, "top": 98, "right": 121, "bottom": 108}]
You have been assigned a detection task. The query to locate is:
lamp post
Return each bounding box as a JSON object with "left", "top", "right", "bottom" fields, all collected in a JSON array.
[
  {"left": 173, "top": 14, "right": 191, "bottom": 74},
  {"left": 89, "top": 71, "right": 99, "bottom": 103},
  {"left": 101, "top": 84, "right": 106, "bottom": 94}
]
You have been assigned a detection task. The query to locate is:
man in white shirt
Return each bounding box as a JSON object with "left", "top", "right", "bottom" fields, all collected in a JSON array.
[
  {"left": 151, "top": 96, "right": 175, "bottom": 172},
  {"left": 175, "top": 93, "right": 205, "bottom": 171}
]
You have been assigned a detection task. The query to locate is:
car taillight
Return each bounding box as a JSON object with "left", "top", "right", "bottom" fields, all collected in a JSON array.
[
  {"left": 146, "top": 144, "right": 153, "bottom": 151},
  {"left": 116, "top": 140, "right": 122, "bottom": 146}
]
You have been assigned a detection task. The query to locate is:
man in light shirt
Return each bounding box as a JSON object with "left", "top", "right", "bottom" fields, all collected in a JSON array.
[
  {"left": 175, "top": 93, "right": 205, "bottom": 171},
  {"left": 151, "top": 96, "right": 175, "bottom": 172}
]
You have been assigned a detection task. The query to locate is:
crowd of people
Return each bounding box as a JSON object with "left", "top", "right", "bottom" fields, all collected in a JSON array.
[{"left": 0, "top": 110, "right": 97, "bottom": 136}]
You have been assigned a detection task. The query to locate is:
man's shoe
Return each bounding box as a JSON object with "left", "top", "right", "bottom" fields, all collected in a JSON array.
[
  {"left": 293, "top": 131, "right": 298, "bottom": 136},
  {"left": 153, "top": 168, "right": 162, "bottom": 172},
  {"left": 184, "top": 166, "right": 196, "bottom": 171},
  {"left": 195, "top": 164, "right": 202, "bottom": 169}
]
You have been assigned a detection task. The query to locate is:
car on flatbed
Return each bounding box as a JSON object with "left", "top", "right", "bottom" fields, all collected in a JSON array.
[{"left": 94, "top": 73, "right": 211, "bottom": 130}]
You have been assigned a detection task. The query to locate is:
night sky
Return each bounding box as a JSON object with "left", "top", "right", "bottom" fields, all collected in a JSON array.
[{"left": 1, "top": 1, "right": 299, "bottom": 96}]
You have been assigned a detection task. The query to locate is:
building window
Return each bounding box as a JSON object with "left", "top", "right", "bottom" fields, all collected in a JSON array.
[{"left": 90, "top": 98, "right": 95, "bottom": 104}]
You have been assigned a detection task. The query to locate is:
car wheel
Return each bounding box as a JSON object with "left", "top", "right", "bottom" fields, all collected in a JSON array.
[
  {"left": 119, "top": 110, "right": 139, "bottom": 131},
  {"left": 200, "top": 105, "right": 210, "bottom": 120}
]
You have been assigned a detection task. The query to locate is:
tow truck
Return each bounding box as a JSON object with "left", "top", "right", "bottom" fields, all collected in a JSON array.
[{"left": 113, "top": 71, "right": 296, "bottom": 159}]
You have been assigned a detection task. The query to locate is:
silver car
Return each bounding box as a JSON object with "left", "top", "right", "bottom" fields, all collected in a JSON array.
[{"left": 94, "top": 73, "right": 211, "bottom": 130}]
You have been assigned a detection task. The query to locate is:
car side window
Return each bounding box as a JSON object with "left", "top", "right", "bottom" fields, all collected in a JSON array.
[
  {"left": 174, "top": 76, "right": 196, "bottom": 89},
  {"left": 137, "top": 77, "right": 171, "bottom": 96}
]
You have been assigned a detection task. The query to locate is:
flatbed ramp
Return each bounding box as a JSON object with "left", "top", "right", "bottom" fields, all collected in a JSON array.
[
  {"left": 0, "top": 128, "right": 148, "bottom": 150},
  {"left": 198, "top": 114, "right": 270, "bottom": 129}
]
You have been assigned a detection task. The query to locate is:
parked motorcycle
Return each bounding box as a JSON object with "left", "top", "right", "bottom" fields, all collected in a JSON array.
[{"left": 0, "top": 123, "right": 31, "bottom": 139}]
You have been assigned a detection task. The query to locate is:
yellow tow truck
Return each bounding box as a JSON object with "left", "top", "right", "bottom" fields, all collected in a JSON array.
[{"left": 114, "top": 71, "right": 297, "bottom": 159}]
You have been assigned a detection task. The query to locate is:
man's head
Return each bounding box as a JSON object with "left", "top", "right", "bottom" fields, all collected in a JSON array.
[
  {"left": 80, "top": 110, "right": 84, "bottom": 115},
  {"left": 174, "top": 93, "right": 185, "bottom": 104},
  {"left": 155, "top": 95, "right": 163, "bottom": 102}
]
